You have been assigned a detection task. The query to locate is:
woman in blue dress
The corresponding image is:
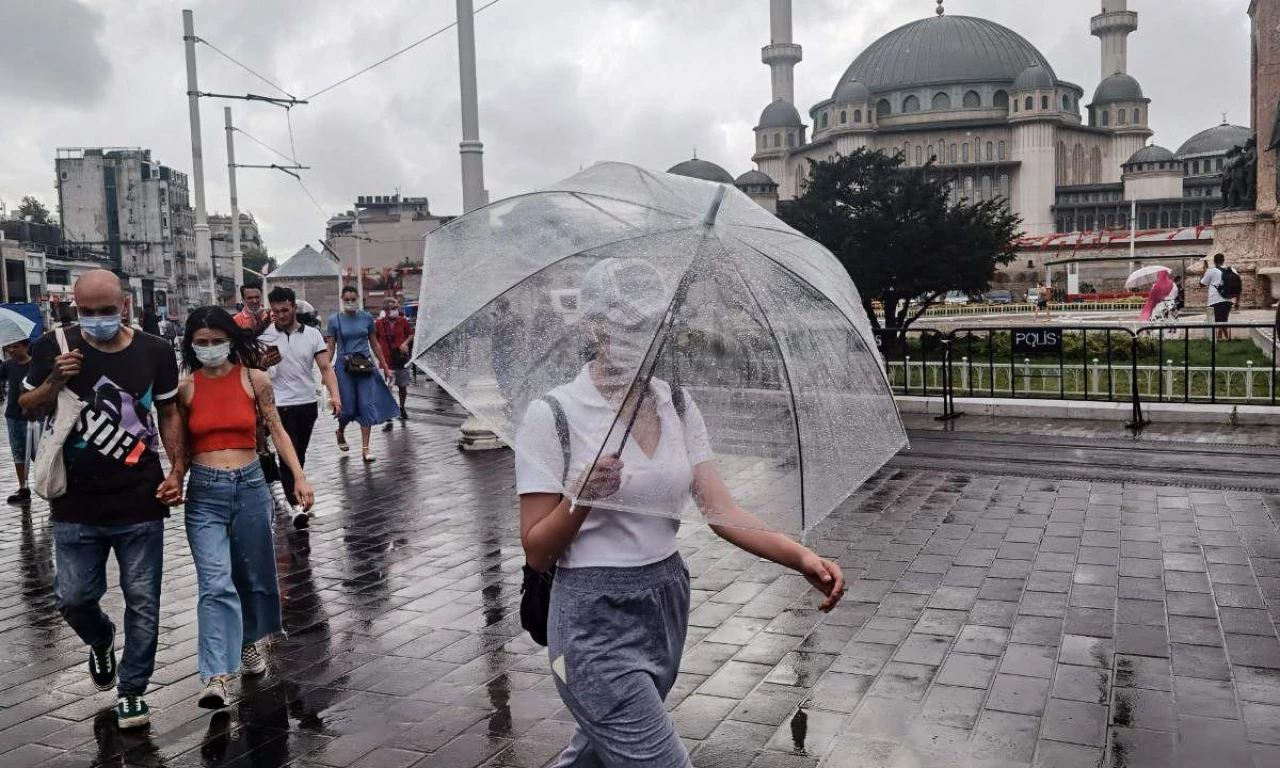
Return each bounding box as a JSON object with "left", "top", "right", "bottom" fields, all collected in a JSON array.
[{"left": 326, "top": 286, "right": 399, "bottom": 462}]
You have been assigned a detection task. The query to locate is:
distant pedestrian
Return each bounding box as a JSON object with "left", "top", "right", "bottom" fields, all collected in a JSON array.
[
  {"left": 259, "top": 287, "right": 341, "bottom": 528},
  {"left": 1201, "top": 253, "right": 1239, "bottom": 340},
  {"left": 1034, "top": 283, "right": 1053, "bottom": 321},
  {"left": 375, "top": 296, "right": 414, "bottom": 429},
  {"left": 234, "top": 283, "right": 270, "bottom": 334},
  {"left": 178, "top": 306, "right": 312, "bottom": 710},
  {"left": 0, "top": 340, "right": 35, "bottom": 505},
  {"left": 490, "top": 298, "right": 526, "bottom": 409},
  {"left": 327, "top": 286, "right": 397, "bottom": 462},
  {"left": 141, "top": 307, "right": 161, "bottom": 337},
  {"left": 517, "top": 259, "right": 845, "bottom": 767},
  {"left": 20, "top": 269, "right": 186, "bottom": 730}
]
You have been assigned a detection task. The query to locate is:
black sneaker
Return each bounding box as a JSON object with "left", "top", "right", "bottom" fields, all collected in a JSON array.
[
  {"left": 292, "top": 510, "right": 310, "bottom": 530},
  {"left": 399, "top": 409, "right": 408, "bottom": 421},
  {"left": 89, "top": 638, "right": 118, "bottom": 691},
  {"left": 116, "top": 694, "right": 151, "bottom": 729},
  {"left": 382, "top": 421, "right": 394, "bottom": 432},
  {"left": 6, "top": 488, "right": 29, "bottom": 505}
]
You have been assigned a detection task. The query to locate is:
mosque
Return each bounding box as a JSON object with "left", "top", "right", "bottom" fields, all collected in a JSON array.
[{"left": 672, "top": 0, "right": 1249, "bottom": 247}]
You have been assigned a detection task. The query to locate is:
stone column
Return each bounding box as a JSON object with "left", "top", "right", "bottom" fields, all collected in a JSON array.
[{"left": 1252, "top": 0, "right": 1279, "bottom": 215}]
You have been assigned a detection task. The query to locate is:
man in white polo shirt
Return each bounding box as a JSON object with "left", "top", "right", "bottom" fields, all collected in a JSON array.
[{"left": 260, "top": 286, "right": 341, "bottom": 528}]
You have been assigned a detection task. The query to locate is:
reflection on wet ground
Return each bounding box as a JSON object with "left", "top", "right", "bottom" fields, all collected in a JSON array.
[{"left": 1, "top": 409, "right": 1279, "bottom": 767}]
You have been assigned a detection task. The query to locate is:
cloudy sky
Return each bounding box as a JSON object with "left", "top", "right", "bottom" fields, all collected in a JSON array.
[{"left": 0, "top": 0, "right": 1252, "bottom": 262}]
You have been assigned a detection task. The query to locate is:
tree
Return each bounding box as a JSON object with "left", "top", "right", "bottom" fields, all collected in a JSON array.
[
  {"left": 779, "top": 149, "right": 1021, "bottom": 337},
  {"left": 243, "top": 245, "right": 269, "bottom": 283},
  {"left": 16, "top": 196, "right": 51, "bottom": 224}
]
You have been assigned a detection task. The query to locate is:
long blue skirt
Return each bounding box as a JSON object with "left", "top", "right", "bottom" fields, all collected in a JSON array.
[{"left": 336, "top": 367, "right": 401, "bottom": 427}]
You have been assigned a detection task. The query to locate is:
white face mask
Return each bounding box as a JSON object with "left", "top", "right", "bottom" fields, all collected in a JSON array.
[
  {"left": 387, "top": 309, "right": 399, "bottom": 318},
  {"left": 604, "top": 334, "right": 649, "bottom": 371},
  {"left": 343, "top": 301, "right": 359, "bottom": 313},
  {"left": 195, "top": 342, "right": 231, "bottom": 368}
]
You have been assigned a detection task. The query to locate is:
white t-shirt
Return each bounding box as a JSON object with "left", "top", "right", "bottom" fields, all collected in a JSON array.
[
  {"left": 258, "top": 324, "right": 328, "bottom": 407},
  {"left": 1201, "top": 267, "right": 1232, "bottom": 306},
  {"left": 515, "top": 365, "right": 714, "bottom": 569}
]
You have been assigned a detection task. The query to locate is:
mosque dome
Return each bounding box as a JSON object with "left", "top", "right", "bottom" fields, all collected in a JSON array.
[
  {"left": 758, "top": 99, "right": 804, "bottom": 128},
  {"left": 831, "top": 77, "right": 872, "bottom": 103},
  {"left": 1125, "top": 145, "right": 1176, "bottom": 165},
  {"left": 1092, "top": 73, "right": 1144, "bottom": 104},
  {"left": 735, "top": 170, "right": 777, "bottom": 187},
  {"left": 667, "top": 158, "right": 735, "bottom": 184},
  {"left": 836, "top": 15, "right": 1056, "bottom": 93},
  {"left": 1013, "top": 64, "right": 1054, "bottom": 91},
  {"left": 1176, "top": 123, "right": 1251, "bottom": 158}
]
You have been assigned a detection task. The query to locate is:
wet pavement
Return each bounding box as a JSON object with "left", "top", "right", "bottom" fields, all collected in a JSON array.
[{"left": 2, "top": 406, "right": 1280, "bottom": 767}]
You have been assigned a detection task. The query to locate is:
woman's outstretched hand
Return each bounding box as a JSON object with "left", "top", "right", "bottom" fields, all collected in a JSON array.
[{"left": 799, "top": 551, "right": 846, "bottom": 612}]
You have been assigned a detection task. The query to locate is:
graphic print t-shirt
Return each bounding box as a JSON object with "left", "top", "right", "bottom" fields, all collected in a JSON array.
[{"left": 26, "top": 327, "right": 179, "bottom": 524}]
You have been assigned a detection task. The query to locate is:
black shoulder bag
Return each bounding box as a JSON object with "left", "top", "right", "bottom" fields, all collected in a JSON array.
[
  {"left": 519, "top": 387, "right": 688, "bottom": 646},
  {"left": 338, "top": 314, "right": 376, "bottom": 376}
]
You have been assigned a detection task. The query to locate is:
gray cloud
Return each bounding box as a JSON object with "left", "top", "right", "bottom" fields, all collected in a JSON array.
[
  {"left": 0, "top": 0, "right": 111, "bottom": 104},
  {"left": 0, "top": 0, "right": 1255, "bottom": 260}
]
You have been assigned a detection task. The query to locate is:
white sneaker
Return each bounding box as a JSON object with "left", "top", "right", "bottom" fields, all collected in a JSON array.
[{"left": 198, "top": 676, "right": 228, "bottom": 709}]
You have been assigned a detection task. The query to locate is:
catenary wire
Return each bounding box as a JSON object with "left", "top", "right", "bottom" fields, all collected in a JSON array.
[
  {"left": 234, "top": 127, "right": 298, "bottom": 166},
  {"left": 302, "top": 0, "right": 510, "bottom": 101},
  {"left": 198, "top": 38, "right": 296, "bottom": 99}
]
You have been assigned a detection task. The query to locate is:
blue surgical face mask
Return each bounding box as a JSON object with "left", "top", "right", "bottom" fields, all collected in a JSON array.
[{"left": 80, "top": 314, "right": 121, "bottom": 342}]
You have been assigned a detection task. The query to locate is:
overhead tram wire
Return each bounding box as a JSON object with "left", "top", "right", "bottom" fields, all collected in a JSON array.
[
  {"left": 234, "top": 127, "right": 298, "bottom": 166},
  {"left": 197, "top": 37, "right": 297, "bottom": 100},
  {"left": 301, "top": 0, "right": 511, "bottom": 101}
]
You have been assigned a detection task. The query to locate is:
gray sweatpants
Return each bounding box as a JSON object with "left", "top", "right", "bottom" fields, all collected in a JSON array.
[{"left": 547, "top": 552, "right": 692, "bottom": 768}]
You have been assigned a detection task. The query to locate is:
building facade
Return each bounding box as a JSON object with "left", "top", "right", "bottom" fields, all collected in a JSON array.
[
  {"left": 324, "top": 194, "right": 451, "bottom": 310},
  {"left": 55, "top": 147, "right": 196, "bottom": 314},
  {"left": 209, "top": 212, "right": 265, "bottom": 301}
]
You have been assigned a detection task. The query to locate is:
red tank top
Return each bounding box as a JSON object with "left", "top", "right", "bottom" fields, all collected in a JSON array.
[{"left": 188, "top": 366, "right": 258, "bottom": 454}]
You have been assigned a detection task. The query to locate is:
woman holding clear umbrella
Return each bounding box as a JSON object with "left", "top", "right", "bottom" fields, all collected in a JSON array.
[{"left": 516, "top": 259, "right": 846, "bottom": 768}]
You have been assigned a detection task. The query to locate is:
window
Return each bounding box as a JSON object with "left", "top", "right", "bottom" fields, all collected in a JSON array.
[
  {"left": 963, "top": 90, "right": 981, "bottom": 108},
  {"left": 1091, "top": 147, "right": 1103, "bottom": 184},
  {"left": 1072, "top": 144, "right": 1085, "bottom": 184},
  {"left": 1182, "top": 210, "right": 1192, "bottom": 227},
  {"left": 1013, "top": 100, "right": 1020, "bottom": 113},
  {"left": 1056, "top": 141, "right": 1068, "bottom": 184},
  {"left": 1042, "top": 95, "right": 1050, "bottom": 110},
  {"left": 786, "top": 132, "right": 795, "bottom": 148},
  {"left": 903, "top": 95, "right": 921, "bottom": 112},
  {"left": 1025, "top": 96, "right": 1034, "bottom": 111},
  {"left": 998, "top": 141, "right": 1006, "bottom": 160},
  {"left": 964, "top": 176, "right": 974, "bottom": 200},
  {"left": 982, "top": 175, "right": 993, "bottom": 200},
  {"left": 950, "top": 144, "right": 957, "bottom": 163},
  {"left": 876, "top": 99, "right": 891, "bottom": 118},
  {"left": 932, "top": 92, "right": 951, "bottom": 110},
  {"left": 999, "top": 174, "right": 1010, "bottom": 200},
  {"left": 994, "top": 90, "right": 1009, "bottom": 109},
  {"left": 1102, "top": 110, "right": 1110, "bottom": 126},
  {"left": 915, "top": 146, "right": 923, "bottom": 166},
  {"left": 1217, "top": 157, "right": 1224, "bottom": 171},
  {"left": 1133, "top": 109, "right": 1141, "bottom": 124},
  {"left": 962, "top": 143, "right": 970, "bottom": 163},
  {"left": 853, "top": 109, "right": 862, "bottom": 123},
  {"left": 1062, "top": 94, "right": 1071, "bottom": 110},
  {"left": 840, "top": 110, "right": 847, "bottom": 124},
  {"left": 928, "top": 144, "right": 934, "bottom": 162},
  {"left": 774, "top": 133, "right": 782, "bottom": 148},
  {"left": 1118, "top": 212, "right": 1127, "bottom": 229},
  {"left": 1118, "top": 108, "right": 1127, "bottom": 125},
  {"left": 820, "top": 113, "right": 829, "bottom": 129},
  {"left": 1194, "top": 160, "right": 1203, "bottom": 174},
  {"left": 1160, "top": 212, "right": 1170, "bottom": 228},
  {"left": 987, "top": 141, "right": 994, "bottom": 161}
]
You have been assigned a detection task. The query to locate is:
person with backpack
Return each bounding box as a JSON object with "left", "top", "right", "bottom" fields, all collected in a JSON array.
[
  {"left": 515, "top": 259, "right": 845, "bottom": 767},
  {"left": 1201, "top": 253, "right": 1240, "bottom": 340}
]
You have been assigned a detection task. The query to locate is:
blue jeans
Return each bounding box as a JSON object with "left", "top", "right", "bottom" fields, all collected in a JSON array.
[
  {"left": 547, "top": 553, "right": 692, "bottom": 768},
  {"left": 6, "top": 417, "right": 34, "bottom": 466},
  {"left": 185, "top": 461, "right": 283, "bottom": 681},
  {"left": 54, "top": 520, "right": 165, "bottom": 696}
]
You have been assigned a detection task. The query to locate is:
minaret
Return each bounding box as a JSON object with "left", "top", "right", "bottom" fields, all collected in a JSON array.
[
  {"left": 762, "top": 0, "right": 802, "bottom": 103},
  {"left": 1091, "top": 1, "right": 1139, "bottom": 78}
]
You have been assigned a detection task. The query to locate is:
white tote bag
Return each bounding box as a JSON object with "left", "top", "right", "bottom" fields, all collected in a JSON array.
[{"left": 31, "top": 327, "right": 87, "bottom": 501}]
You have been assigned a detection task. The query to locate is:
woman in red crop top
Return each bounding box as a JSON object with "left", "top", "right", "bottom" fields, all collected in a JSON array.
[{"left": 177, "top": 306, "right": 313, "bottom": 711}]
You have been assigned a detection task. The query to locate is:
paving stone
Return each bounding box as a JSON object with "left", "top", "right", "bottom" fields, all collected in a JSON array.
[
  {"left": 1109, "top": 687, "right": 1176, "bottom": 732},
  {"left": 987, "top": 673, "right": 1050, "bottom": 716},
  {"left": 936, "top": 653, "right": 999, "bottom": 689},
  {"left": 999, "top": 644, "right": 1058, "bottom": 679},
  {"left": 1173, "top": 676, "right": 1238, "bottom": 718},
  {"left": 1063, "top": 607, "right": 1115, "bottom": 639},
  {"left": 867, "top": 663, "right": 937, "bottom": 702},
  {"left": 1170, "top": 643, "right": 1231, "bottom": 681},
  {"left": 1107, "top": 726, "right": 1175, "bottom": 768},
  {"left": 1040, "top": 699, "right": 1107, "bottom": 747},
  {"left": 969, "top": 710, "right": 1041, "bottom": 764},
  {"left": 1058, "top": 635, "right": 1113, "bottom": 669},
  {"left": 1052, "top": 664, "right": 1111, "bottom": 705}
]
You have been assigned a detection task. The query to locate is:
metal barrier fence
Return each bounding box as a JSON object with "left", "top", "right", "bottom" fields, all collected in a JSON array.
[{"left": 879, "top": 322, "right": 1280, "bottom": 429}]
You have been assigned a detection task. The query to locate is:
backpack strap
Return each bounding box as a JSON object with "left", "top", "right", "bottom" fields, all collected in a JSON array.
[
  {"left": 671, "top": 385, "right": 687, "bottom": 421},
  {"left": 540, "top": 395, "right": 571, "bottom": 486}
]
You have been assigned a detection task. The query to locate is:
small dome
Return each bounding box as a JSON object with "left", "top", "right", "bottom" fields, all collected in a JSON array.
[
  {"left": 1013, "top": 64, "right": 1054, "bottom": 91},
  {"left": 1177, "top": 123, "right": 1251, "bottom": 158},
  {"left": 1125, "top": 144, "right": 1176, "bottom": 166},
  {"left": 832, "top": 77, "right": 872, "bottom": 103},
  {"left": 666, "top": 159, "right": 735, "bottom": 184},
  {"left": 735, "top": 170, "right": 777, "bottom": 188},
  {"left": 1093, "top": 73, "right": 1144, "bottom": 103},
  {"left": 758, "top": 99, "right": 803, "bottom": 129}
]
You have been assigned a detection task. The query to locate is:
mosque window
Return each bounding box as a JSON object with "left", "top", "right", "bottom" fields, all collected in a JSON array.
[
  {"left": 1160, "top": 212, "right": 1170, "bottom": 228},
  {"left": 1118, "top": 108, "right": 1127, "bottom": 125},
  {"left": 962, "top": 143, "right": 970, "bottom": 163},
  {"left": 963, "top": 90, "right": 981, "bottom": 108},
  {"left": 877, "top": 99, "right": 891, "bottom": 118},
  {"left": 1072, "top": 144, "right": 1085, "bottom": 184},
  {"left": 964, "top": 176, "right": 974, "bottom": 200},
  {"left": 982, "top": 175, "right": 993, "bottom": 200},
  {"left": 903, "top": 95, "right": 921, "bottom": 112},
  {"left": 1133, "top": 109, "right": 1141, "bottom": 123},
  {"left": 1062, "top": 94, "right": 1071, "bottom": 110},
  {"left": 1025, "top": 96, "right": 1034, "bottom": 111},
  {"left": 994, "top": 90, "right": 1009, "bottom": 109},
  {"left": 933, "top": 92, "right": 951, "bottom": 110},
  {"left": 787, "top": 132, "right": 795, "bottom": 148},
  {"left": 1102, "top": 111, "right": 1110, "bottom": 127},
  {"left": 1056, "top": 142, "right": 1068, "bottom": 184},
  {"left": 1091, "top": 148, "right": 1103, "bottom": 184},
  {"left": 1042, "top": 95, "right": 1050, "bottom": 110},
  {"left": 999, "top": 174, "right": 1010, "bottom": 200},
  {"left": 949, "top": 144, "right": 957, "bottom": 163},
  {"left": 1217, "top": 157, "right": 1224, "bottom": 171},
  {"left": 998, "top": 141, "right": 1007, "bottom": 161},
  {"left": 915, "top": 146, "right": 923, "bottom": 166},
  {"left": 840, "top": 110, "right": 848, "bottom": 124},
  {"left": 821, "top": 113, "right": 829, "bottom": 129},
  {"left": 928, "top": 144, "right": 934, "bottom": 162},
  {"left": 774, "top": 132, "right": 782, "bottom": 148},
  {"left": 986, "top": 141, "right": 994, "bottom": 161},
  {"left": 853, "top": 109, "right": 861, "bottom": 123}
]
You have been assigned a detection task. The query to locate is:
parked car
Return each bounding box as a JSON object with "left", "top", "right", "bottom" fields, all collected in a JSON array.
[
  {"left": 986, "top": 290, "right": 1013, "bottom": 305},
  {"left": 1026, "top": 288, "right": 1041, "bottom": 304},
  {"left": 943, "top": 291, "right": 971, "bottom": 306}
]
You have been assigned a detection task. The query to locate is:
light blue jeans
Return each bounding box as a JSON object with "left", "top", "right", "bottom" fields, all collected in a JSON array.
[
  {"left": 547, "top": 553, "right": 692, "bottom": 768},
  {"left": 185, "top": 460, "right": 282, "bottom": 681}
]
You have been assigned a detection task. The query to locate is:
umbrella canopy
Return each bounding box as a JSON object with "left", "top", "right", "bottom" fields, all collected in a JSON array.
[
  {"left": 1125, "top": 265, "right": 1171, "bottom": 290},
  {"left": 0, "top": 307, "right": 36, "bottom": 348},
  {"left": 413, "top": 162, "right": 906, "bottom": 534}
]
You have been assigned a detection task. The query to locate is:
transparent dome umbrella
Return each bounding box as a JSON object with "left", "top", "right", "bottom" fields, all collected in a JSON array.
[
  {"left": 0, "top": 307, "right": 35, "bottom": 348},
  {"left": 412, "top": 162, "right": 906, "bottom": 535}
]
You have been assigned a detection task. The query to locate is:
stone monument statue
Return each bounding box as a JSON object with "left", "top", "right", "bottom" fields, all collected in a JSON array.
[
  {"left": 1220, "top": 138, "right": 1259, "bottom": 209},
  {"left": 1270, "top": 101, "right": 1280, "bottom": 200}
]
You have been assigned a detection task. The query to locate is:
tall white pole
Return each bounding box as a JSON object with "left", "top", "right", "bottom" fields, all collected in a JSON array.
[
  {"left": 354, "top": 218, "right": 364, "bottom": 309},
  {"left": 457, "top": 0, "right": 486, "bottom": 212},
  {"left": 183, "top": 9, "right": 215, "bottom": 306},
  {"left": 224, "top": 107, "right": 243, "bottom": 298}
]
